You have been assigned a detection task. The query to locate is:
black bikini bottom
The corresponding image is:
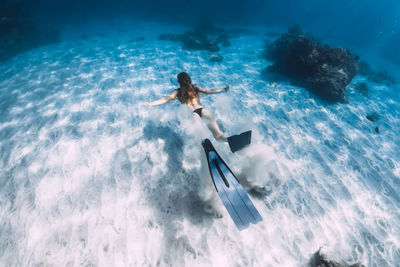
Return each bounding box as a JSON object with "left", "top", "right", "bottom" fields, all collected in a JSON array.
[{"left": 193, "top": 108, "right": 203, "bottom": 117}]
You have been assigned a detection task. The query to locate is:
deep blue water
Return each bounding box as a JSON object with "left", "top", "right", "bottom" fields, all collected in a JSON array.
[{"left": 0, "top": 1, "right": 400, "bottom": 266}]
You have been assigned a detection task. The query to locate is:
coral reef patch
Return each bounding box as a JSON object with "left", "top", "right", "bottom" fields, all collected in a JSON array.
[{"left": 264, "top": 25, "right": 359, "bottom": 103}]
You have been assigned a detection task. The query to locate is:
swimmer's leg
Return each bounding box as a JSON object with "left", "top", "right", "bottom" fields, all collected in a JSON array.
[{"left": 200, "top": 108, "right": 228, "bottom": 142}]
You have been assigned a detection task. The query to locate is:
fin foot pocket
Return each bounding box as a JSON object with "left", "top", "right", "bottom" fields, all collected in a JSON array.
[{"left": 227, "top": 130, "right": 252, "bottom": 153}]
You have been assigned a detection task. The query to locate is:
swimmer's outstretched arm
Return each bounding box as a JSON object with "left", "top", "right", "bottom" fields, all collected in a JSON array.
[
  {"left": 195, "top": 84, "right": 230, "bottom": 94},
  {"left": 144, "top": 90, "right": 177, "bottom": 106}
]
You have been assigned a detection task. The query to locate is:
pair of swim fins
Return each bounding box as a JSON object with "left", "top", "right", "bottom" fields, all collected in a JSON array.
[{"left": 202, "top": 137, "right": 262, "bottom": 230}]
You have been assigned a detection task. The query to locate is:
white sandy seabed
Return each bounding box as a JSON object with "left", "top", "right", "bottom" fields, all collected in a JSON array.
[{"left": 0, "top": 22, "right": 399, "bottom": 266}]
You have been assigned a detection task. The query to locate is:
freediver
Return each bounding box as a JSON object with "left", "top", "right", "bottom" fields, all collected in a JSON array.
[{"left": 144, "top": 72, "right": 230, "bottom": 142}]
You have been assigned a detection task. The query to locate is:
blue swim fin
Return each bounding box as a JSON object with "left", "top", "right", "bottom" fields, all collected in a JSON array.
[
  {"left": 227, "top": 130, "right": 252, "bottom": 153},
  {"left": 202, "top": 138, "right": 262, "bottom": 230}
]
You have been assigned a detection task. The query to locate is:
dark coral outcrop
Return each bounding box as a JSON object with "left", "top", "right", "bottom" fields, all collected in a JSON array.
[
  {"left": 209, "top": 54, "right": 223, "bottom": 62},
  {"left": 308, "top": 249, "right": 365, "bottom": 267},
  {"left": 264, "top": 26, "right": 359, "bottom": 103},
  {"left": 157, "top": 22, "right": 247, "bottom": 55}
]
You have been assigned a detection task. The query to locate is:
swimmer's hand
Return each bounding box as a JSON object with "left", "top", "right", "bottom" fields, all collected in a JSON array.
[
  {"left": 143, "top": 102, "right": 152, "bottom": 107},
  {"left": 224, "top": 85, "right": 230, "bottom": 92}
]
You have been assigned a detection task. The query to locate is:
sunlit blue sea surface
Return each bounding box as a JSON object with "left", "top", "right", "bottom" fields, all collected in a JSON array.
[{"left": 0, "top": 21, "right": 399, "bottom": 266}]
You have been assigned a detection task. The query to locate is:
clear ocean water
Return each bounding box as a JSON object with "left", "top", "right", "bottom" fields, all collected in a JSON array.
[{"left": 1, "top": 1, "right": 400, "bottom": 266}]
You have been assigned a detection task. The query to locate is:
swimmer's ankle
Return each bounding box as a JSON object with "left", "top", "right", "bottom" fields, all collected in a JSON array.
[{"left": 216, "top": 134, "right": 228, "bottom": 142}]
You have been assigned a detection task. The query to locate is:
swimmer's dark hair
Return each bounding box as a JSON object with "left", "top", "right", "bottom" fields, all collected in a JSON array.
[{"left": 177, "top": 72, "right": 198, "bottom": 104}]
